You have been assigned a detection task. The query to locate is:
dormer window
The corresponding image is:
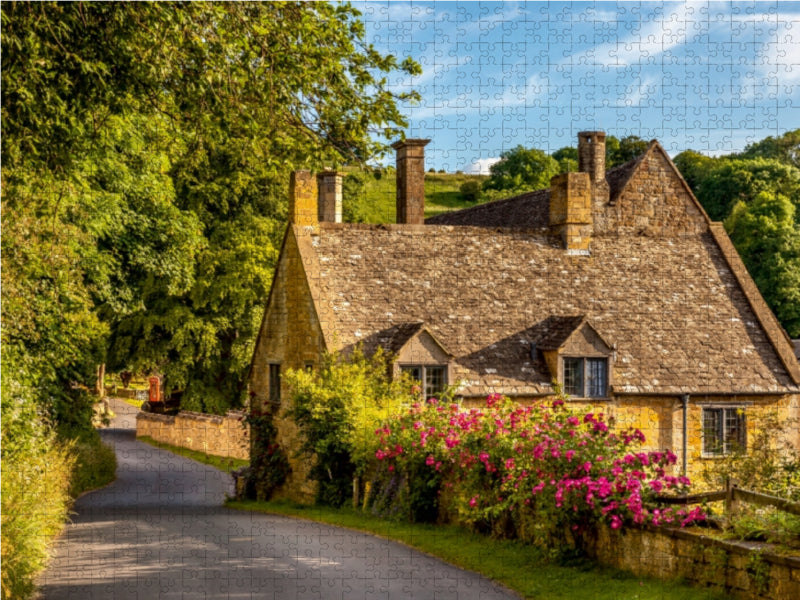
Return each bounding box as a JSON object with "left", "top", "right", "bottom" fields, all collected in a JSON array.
[
  {"left": 383, "top": 322, "right": 454, "bottom": 401},
  {"left": 563, "top": 357, "right": 608, "bottom": 398},
  {"left": 535, "top": 316, "right": 613, "bottom": 400},
  {"left": 401, "top": 365, "right": 448, "bottom": 399}
]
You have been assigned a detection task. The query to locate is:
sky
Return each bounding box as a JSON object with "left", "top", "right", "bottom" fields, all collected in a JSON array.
[{"left": 355, "top": 1, "right": 800, "bottom": 173}]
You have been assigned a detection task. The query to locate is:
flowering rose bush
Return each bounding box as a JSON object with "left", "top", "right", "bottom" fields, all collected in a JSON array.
[{"left": 371, "top": 394, "right": 705, "bottom": 545}]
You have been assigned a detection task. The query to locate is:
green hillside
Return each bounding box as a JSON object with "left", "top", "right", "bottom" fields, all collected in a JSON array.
[{"left": 342, "top": 169, "right": 487, "bottom": 223}]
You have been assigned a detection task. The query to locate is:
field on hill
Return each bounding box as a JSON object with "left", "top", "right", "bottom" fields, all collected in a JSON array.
[{"left": 342, "top": 168, "right": 487, "bottom": 223}]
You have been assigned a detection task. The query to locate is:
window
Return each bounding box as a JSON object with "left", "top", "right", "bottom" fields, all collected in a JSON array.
[
  {"left": 269, "top": 363, "right": 281, "bottom": 405},
  {"left": 304, "top": 361, "right": 315, "bottom": 372},
  {"left": 401, "top": 365, "right": 448, "bottom": 399},
  {"left": 563, "top": 357, "right": 608, "bottom": 398},
  {"left": 703, "top": 407, "right": 746, "bottom": 456}
]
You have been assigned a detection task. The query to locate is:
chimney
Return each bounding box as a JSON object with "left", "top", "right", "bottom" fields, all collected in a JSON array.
[
  {"left": 392, "top": 138, "right": 430, "bottom": 224},
  {"left": 316, "top": 170, "right": 342, "bottom": 223},
  {"left": 550, "top": 172, "right": 593, "bottom": 254},
  {"left": 289, "top": 170, "right": 318, "bottom": 229},
  {"left": 578, "top": 131, "right": 610, "bottom": 206}
]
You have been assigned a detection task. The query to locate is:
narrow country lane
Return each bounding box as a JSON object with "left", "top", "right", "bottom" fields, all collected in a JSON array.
[{"left": 39, "top": 398, "right": 520, "bottom": 599}]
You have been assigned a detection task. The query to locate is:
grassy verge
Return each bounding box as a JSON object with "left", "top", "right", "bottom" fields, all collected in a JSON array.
[
  {"left": 226, "top": 499, "right": 727, "bottom": 600},
  {"left": 68, "top": 429, "right": 117, "bottom": 497},
  {"left": 137, "top": 435, "right": 248, "bottom": 473}
]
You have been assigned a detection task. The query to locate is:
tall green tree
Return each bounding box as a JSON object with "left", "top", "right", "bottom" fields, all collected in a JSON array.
[
  {"left": 606, "top": 135, "right": 649, "bottom": 168},
  {"left": 695, "top": 158, "right": 800, "bottom": 222},
  {"left": 2, "top": 1, "right": 420, "bottom": 419},
  {"left": 740, "top": 129, "right": 800, "bottom": 169},
  {"left": 725, "top": 192, "right": 800, "bottom": 337}
]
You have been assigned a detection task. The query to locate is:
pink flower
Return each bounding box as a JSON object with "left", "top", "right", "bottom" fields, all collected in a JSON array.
[
  {"left": 469, "top": 496, "right": 478, "bottom": 507},
  {"left": 425, "top": 455, "right": 435, "bottom": 466}
]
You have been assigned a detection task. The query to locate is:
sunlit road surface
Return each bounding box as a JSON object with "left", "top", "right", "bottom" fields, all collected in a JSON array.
[{"left": 39, "top": 398, "right": 519, "bottom": 599}]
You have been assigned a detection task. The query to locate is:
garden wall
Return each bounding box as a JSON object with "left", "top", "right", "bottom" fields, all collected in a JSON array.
[
  {"left": 586, "top": 525, "right": 800, "bottom": 599},
  {"left": 136, "top": 410, "right": 249, "bottom": 461}
]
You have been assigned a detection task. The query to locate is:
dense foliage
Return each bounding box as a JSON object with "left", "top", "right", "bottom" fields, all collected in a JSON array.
[
  {"left": 1, "top": 3, "right": 417, "bottom": 595},
  {"left": 369, "top": 395, "right": 705, "bottom": 546},
  {"left": 285, "top": 349, "right": 415, "bottom": 507}
]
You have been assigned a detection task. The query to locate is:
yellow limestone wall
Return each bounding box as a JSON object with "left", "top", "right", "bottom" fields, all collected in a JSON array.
[{"left": 136, "top": 410, "right": 249, "bottom": 460}]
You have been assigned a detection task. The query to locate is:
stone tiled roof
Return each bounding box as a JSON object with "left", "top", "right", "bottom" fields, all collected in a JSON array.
[
  {"left": 300, "top": 223, "right": 799, "bottom": 396},
  {"left": 535, "top": 316, "right": 587, "bottom": 350},
  {"left": 359, "top": 322, "right": 425, "bottom": 356}
]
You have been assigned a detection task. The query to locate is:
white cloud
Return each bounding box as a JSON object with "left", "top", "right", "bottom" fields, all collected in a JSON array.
[
  {"left": 564, "top": 1, "right": 704, "bottom": 69},
  {"left": 465, "top": 157, "right": 501, "bottom": 175}
]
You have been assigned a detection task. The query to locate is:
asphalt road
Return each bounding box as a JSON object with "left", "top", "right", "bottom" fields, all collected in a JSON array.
[{"left": 39, "top": 398, "right": 519, "bottom": 599}]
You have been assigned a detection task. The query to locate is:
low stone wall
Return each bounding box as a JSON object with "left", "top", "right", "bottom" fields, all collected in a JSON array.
[
  {"left": 586, "top": 525, "right": 800, "bottom": 599},
  {"left": 136, "top": 410, "right": 249, "bottom": 461}
]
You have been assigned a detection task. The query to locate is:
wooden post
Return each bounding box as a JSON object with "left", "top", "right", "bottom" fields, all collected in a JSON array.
[
  {"left": 725, "top": 477, "right": 739, "bottom": 528},
  {"left": 353, "top": 476, "right": 360, "bottom": 508},
  {"left": 96, "top": 364, "right": 106, "bottom": 397}
]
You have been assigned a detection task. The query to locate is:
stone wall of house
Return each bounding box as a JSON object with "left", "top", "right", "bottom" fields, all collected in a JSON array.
[
  {"left": 136, "top": 410, "right": 249, "bottom": 460},
  {"left": 249, "top": 226, "right": 325, "bottom": 503},
  {"left": 585, "top": 525, "right": 800, "bottom": 600}
]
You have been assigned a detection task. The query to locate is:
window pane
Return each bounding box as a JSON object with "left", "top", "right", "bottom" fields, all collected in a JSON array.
[
  {"left": 401, "top": 366, "right": 422, "bottom": 383},
  {"left": 586, "top": 358, "right": 608, "bottom": 397},
  {"left": 269, "top": 364, "right": 281, "bottom": 405},
  {"left": 425, "top": 366, "right": 446, "bottom": 399},
  {"left": 563, "top": 358, "right": 584, "bottom": 396},
  {"left": 703, "top": 408, "right": 722, "bottom": 455},
  {"left": 724, "top": 408, "right": 746, "bottom": 454}
]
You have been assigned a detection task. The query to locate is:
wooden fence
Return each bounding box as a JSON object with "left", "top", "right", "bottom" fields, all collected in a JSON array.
[{"left": 654, "top": 479, "right": 800, "bottom": 525}]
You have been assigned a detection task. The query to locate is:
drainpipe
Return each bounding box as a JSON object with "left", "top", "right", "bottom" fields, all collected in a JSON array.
[{"left": 681, "top": 394, "right": 690, "bottom": 477}]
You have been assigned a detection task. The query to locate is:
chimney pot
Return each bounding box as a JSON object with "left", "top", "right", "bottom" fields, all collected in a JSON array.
[
  {"left": 578, "top": 131, "right": 607, "bottom": 182},
  {"left": 317, "top": 170, "right": 342, "bottom": 223},
  {"left": 392, "top": 138, "right": 430, "bottom": 224}
]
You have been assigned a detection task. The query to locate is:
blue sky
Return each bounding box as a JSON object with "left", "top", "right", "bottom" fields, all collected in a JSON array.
[{"left": 356, "top": 1, "right": 800, "bottom": 173}]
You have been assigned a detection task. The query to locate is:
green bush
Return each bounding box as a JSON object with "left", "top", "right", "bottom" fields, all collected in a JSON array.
[
  {"left": 697, "top": 410, "right": 800, "bottom": 500},
  {"left": 1, "top": 374, "right": 76, "bottom": 600},
  {"left": 242, "top": 409, "right": 290, "bottom": 501},
  {"left": 459, "top": 180, "right": 481, "bottom": 202},
  {"left": 1, "top": 440, "right": 75, "bottom": 600},
  {"left": 285, "top": 348, "right": 415, "bottom": 507}
]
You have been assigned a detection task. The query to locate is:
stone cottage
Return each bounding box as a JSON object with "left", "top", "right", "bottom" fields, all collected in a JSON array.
[{"left": 249, "top": 132, "right": 800, "bottom": 502}]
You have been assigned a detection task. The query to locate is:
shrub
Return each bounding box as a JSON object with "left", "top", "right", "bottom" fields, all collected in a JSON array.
[
  {"left": 242, "top": 407, "right": 290, "bottom": 501},
  {"left": 697, "top": 410, "right": 800, "bottom": 500},
  {"left": 371, "top": 394, "right": 705, "bottom": 545},
  {"left": 459, "top": 180, "right": 482, "bottom": 202},
  {"left": 285, "top": 348, "right": 415, "bottom": 507},
  {"left": 1, "top": 374, "right": 76, "bottom": 600}
]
